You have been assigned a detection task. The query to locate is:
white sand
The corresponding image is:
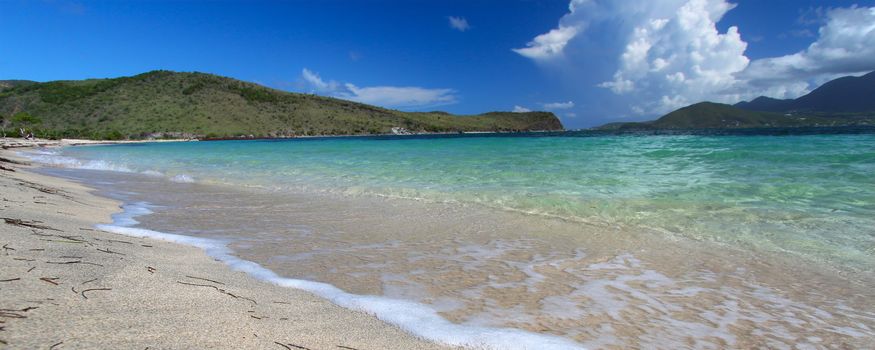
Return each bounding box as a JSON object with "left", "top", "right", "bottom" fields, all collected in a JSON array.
[{"left": 0, "top": 148, "right": 452, "bottom": 349}]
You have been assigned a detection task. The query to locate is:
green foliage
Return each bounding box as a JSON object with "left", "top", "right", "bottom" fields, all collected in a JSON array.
[
  {"left": 0, "top": 70, "right": 564, "bottom": 140},
  {"left": 12, "top": 112, "right": 41, "bottom": 125}
]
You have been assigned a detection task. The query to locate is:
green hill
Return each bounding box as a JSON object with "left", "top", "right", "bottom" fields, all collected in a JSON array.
[
  {"left": 596, "top": 102, "right": 875, "bottom": 130},
  {"left": 0, "top": 71, "right": 563, "bottom": 139}
]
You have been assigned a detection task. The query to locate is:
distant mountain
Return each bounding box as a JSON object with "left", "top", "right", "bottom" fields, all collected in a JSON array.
[
  {"left": 597, "top": 71, "right": 875, "bottom": 130},
  {"left": 736, "top": 70, "right": 875, "bottom": 113},
  {"left": 597, "top": 102, "right": 809, "bottom": 130},
  {"left": 0, "top": 71, "right": 563, "bottom": 139}
]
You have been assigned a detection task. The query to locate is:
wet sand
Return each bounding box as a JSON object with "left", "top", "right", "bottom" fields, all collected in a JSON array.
[
  {"left": 0, "top": 148, "right": 450, "bottom": 349},
  {"left": 50, "top": 163, "right": 875, "bottom": 349}
]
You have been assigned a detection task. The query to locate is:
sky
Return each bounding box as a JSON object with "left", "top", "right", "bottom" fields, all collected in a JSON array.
[{"left": 2, "top": 0, "right": 875, "bottom": 128}]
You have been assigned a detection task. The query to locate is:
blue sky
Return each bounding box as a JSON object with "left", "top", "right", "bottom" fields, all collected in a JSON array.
[{"left": 2, "top": 1, "right": 875, "bottom": 128}]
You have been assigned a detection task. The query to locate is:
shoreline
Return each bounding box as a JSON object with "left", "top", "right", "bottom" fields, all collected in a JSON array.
[
  {"left": 0, "top": 148, "right": 454, "bottom": 349},
  {"left": 5, "top": 137, "right": 874, "bottom": 348}
]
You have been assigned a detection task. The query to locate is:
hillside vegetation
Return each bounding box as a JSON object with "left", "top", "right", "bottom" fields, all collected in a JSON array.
[{"left": 0, "top": 71, "right": 563, "bottom": 139}]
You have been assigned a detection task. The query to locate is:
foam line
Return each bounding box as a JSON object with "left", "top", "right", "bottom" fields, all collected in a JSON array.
[{"left": 96, "top": 202, "right": 586, "bottom": 350}]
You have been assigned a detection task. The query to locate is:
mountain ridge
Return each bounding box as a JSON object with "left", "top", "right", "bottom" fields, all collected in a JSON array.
[
  {"left": 597, "top": 71, "right": 875, "bottom": 130},
  {"left": 0, "top": 71, "right": 563, "bottom": 139}
]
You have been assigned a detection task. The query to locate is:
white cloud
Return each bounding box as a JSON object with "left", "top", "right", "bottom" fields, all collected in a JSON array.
[
  {"left": 301, "top": 68, "right": 339, "bottom": 93},
  {"left": 448, "top": 16, "right": 470, "bottom": 32},
  {"left": 512, "top": 105, "right": 532, "bottom": 113},
  {"left": 542, "top": 101, "right": 575, "bottom": 110},
  {"left": 301, "top": 69, "right": 458, "bottom": 108},
  {"left": 518, "top": 1, "right": 875, "bottom": 116},
  {"left": 341, "top": 84, "right": 456, "bottom": 108},
  {"left": 512, "top": 25, "right": 579, "bottom": 60},
  {"left": 741, "top": 6, "right": 875, "bottom": 97}
]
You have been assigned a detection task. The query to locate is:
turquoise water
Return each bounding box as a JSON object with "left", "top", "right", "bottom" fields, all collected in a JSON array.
[{"left": 34, "top": 132, "right": 875, "bottom": 270}]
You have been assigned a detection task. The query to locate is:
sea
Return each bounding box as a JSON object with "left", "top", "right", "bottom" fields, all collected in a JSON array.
[{"left": 21, "top": 127, "right": 875, "bottom": 349}]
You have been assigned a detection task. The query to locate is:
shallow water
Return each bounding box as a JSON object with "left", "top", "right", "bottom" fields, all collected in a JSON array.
[{"left": 25, "top": 130, "right": 875, "bottom": 348}]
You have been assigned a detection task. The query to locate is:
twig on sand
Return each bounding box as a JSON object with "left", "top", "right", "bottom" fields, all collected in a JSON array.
[
  {"left": 276, "top": 342, "right": 312, "bottom": 350},
  {"left": 82, "top": 278, "right": 98, "bottom": 285},
  {"left": 337, "top": 346, "right": 361, "bottom": 350},
  {"left": 2, "top": 217, "right": 62, "bottom": 231},
  {"left": 146, "top": 266, "right": 156, "bottom": 273},
  {"left": 1, "top": 244, "right": 14, "bottom": 251},
  {"left": 0, "top": 278, "right": 20, "bottom": 282},
  {"left": 80, "top": 288, "right": 111, "bottom": 299},
  {"left": 49, "top": 341, "right": 63, "bottom": 349},
  {"left": 46, "top": 260, "right": 103, "bottom": 267},
  {"left": 107, "top": 239, "right": 133, "bottom": 245},
  {"left": 273, "top": 342, "right": 292, "bottom": 350},
  {"left": 184, "top": 275, "right": 225, "bottom": 285},
  {"left": 176, "top": 281, "right": 257, "bottom": 305},
  {"left": 96, "top": 248, "right": 125, "bottom": 255},
  {"left": 39, "top": 277, "right": 60, "bottom": 285}
]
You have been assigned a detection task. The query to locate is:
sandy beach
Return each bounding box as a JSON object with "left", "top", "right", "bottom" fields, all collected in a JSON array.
[{"left": 0, "top": 143, "right": 450, "bottom": 349}]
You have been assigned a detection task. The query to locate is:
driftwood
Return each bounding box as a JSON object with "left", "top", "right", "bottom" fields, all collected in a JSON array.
[
  {"left": 0, "top": 157, "right": 29, "bottom": 165},
  {"left": 176, "top": 281, "right": 257, "bottom": 305},
  {"left": 2, "top": 218, "right": 62, "bottom": 231}
]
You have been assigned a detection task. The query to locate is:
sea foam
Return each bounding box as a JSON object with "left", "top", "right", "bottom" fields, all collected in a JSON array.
[
  {"left": 21, "top": 150, "right": 134, "bottom": 173},
  {"left": 96, "top": 202, "right": 586, "bottom": 350}
]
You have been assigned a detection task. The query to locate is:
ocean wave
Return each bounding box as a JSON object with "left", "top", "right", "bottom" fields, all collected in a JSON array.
[
  {"left": 21, "top": 151, "right": 134, "bottom": 173},
  {"left": 97, "top": 202, "right": 586, "bottom": 350},
  {"left": 170, "top": 174, "right": 195, "bottom": 183}
]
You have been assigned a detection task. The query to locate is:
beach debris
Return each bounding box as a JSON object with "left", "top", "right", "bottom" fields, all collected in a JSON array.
[
  {"left": 176, "top": 281, "right": 257, "bottom": 305},
  {"left": 274, "top": 342, "right": 312, "bottom": 350},
  {"left": 49, "top": 341, "right": 63, "bottom": 349},
  {"left": 82, "top": 278, "right": 98, "bottom": 285},
  {"left": 336, "top": 346, "right": 361, "bottom": 350},
  {"left": 2, "top": 217, "right": 62, "bottom": 231},
  {"left": 96, "top": 248, "right": 124, "bottom": 255},
  {"left": 1, "top": 244, "right": 14, "bottom": 252},
  {"left": 146, "top": 266, "right": 156, "bottom": 273},
  {"left": 0, "top": 157, "right": 30, "bottom": 166},
  {"left": 46, "top": 260, "right": 104, "bottom": 267},
  {"left": 26, "top": 267, "right": 35, "bottom": 273},
  {"left": 106, "top": 239, "right": 133, "bottom": 245},
  {"left": 0, "top": 278, "right": 20, "bottom": 282},
  {"left": 0, "top": 306, "right": 38, "bottom": 319},
  {"left": 0, "top": 165, "right": 14, "bottom": 172},
  {"left": 39, "top": 277, "right": 60, "bottom": 285},
  {"left": 80, "top": 287, "right": 111, "bottom": 299},
  {"left": 184, "top": 275, "right": 224, "bottom": 285}
]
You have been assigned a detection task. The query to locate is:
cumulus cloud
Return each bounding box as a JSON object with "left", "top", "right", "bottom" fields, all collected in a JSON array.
[
  {"left": 742, "top": 6, "right": 875, "bottom": 96},
  {"left": 301, "top": 69, "right": 457, "bottom": 108},
  {"left": 512, "top": 105, "right": 532, "bottom": 113},
  {"left": 448, "top": 16, "right": 470, "bottom": 32},
  {"left": 512, "top": 25, "right": 579, "bottom": 60},
  {"left": 516, "top": 1, "right": 875, "bottom": 116},
  {"left": 542, "top": 101, "right": 575, "bottom": 110}
]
